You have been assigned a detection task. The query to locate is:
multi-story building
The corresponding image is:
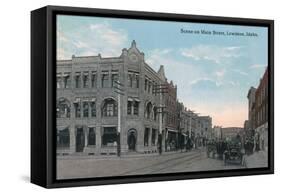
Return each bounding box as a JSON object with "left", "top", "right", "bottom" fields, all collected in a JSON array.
[
  {"left": 197, "top": 116, "right": 212, "bottom": 145},
  {"left": 176, "top": 102, "right": 190, "bottom": 147},
  {"left": 221, "top": 127, "right": 243, "bottom": 140},
  {"left": 176, "top": 102, "right": 213, "bottom": 148},
  {"left": 56, "top": 40, "right": 178, "bottom": 156},
  {"left": 253, "top": 67, "right": 268, "bottom": 151},
  {"left": 163, "top": 79, "right": 178, "bottom": 151},
  {"left": 213, "top": 126, "right": 223, "bottom": 140},
  {"left": 247, "top": 86, "right": 257, "bottom": 131}
]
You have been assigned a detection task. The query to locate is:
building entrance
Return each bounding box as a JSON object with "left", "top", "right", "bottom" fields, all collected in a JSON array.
[{"left": 128, "top": 129, "right": 137, "bottom": 151}]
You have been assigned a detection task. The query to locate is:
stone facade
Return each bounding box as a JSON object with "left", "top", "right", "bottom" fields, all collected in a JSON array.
[{"left": 56, "top": 41, "right": 178, "bottom": 156}]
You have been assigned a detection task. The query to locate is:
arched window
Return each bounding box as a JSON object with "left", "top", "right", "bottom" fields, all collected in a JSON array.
[
  {"left": 102, "top": 98, "right": 117, "bottom": 117},
  {"left": 56, "top": 98, "right": 71, "bottom": 118}
]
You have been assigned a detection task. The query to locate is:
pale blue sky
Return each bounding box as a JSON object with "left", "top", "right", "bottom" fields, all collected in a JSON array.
[{"left": 57, "top": 15, "right": 268, "bottom": 127}]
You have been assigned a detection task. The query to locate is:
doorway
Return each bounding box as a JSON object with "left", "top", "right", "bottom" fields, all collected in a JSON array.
[{"left": 128, "top": 129, "right": 137, "bottom": 151}]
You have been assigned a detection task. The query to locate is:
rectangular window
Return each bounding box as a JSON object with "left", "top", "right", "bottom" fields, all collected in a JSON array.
[
  {"left": 83, "top": 72, "right": 89, "bottom": 88},
  {"left": 57, "top": 128, "right": 70, "bottom": 148},
  {"left": 128, "top": 73, "right": 133, "bottom": 88},
  {"left": 83, "top": 102, "right": 89, "bottom": 117},
  {"left": 145, "top": 79, "right": 148, "bottom": 91},
  {"left": 91, "top": 72, "right": 97, "bottom": 88},
  {"left": 88, "top": 127, "right": 96, "bottom": 146},
  {"left": 144, "top": 128, "right": 150, "bottom": 146},
  {"left": 154, "top": 83, "right": 158, "bottom": 96},
  {"left": 102, "top": 72, "right": 109, "bottom": 88},
  {"left": 90, "top": 101, "right": 96, "bottom": 117},
  {"left": 135, "top": 74, "right": 139, "bottom": 88},
  {"left": 127, "top": 101, "right": 132, "bottom": 115},
  {"left": 75, "top": 72, "right": 81, "bottom": 88},
  {"left": 134, "top": 101, "right": 139, "bottom": 115},
  {"left": 151, "top": 129, "right": 156, "bottom": 146},
  {"left": 63, "top": 73, "right": 71, "bottom": 88},
  {"left": 107, "top": 103, "right": 114, "bottom": 116},
  {"left": 74, "top": 102, "right": 81, "bottom": 118},
  {"left": 111, "top": 73, "right": 119, "bottom": 87},
  {"left": 102, "top": 127, "right": 117, "bottom": 146},
  {"left": 148, "top": 81, "right": 151, "bottom": 93}
]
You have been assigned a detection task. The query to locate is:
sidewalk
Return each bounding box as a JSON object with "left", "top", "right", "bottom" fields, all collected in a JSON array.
[
  {"left": 244, "top": 150, "right": 268, "bottom": 168},
  {"left": 57, "top": 148, "right": 204, "bottom": 160}
]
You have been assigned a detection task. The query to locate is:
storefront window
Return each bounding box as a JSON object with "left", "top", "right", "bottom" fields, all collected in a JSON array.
[
  {"left": 88, "top": 127, "right": 96, "bottom": 146},
  {"left": 144, "top": 128, "right": 149, "bottom": 146},
  {"left": 102, "top": 127, "right": 117, "bottom": 146},
  {"left": 57, "top": 128, "right": 70, "bottom": 148}
]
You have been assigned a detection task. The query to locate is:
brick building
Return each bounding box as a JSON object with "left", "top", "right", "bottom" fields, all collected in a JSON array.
[
  {"left": 253, "top": 67, "right": 268, "bottom": 150},
  {"left": 176, "top": 102, "right": 212, "bottom": 148},
  {"left": 56, "top": 40, "right": 178, "bottom": 156},
  {"left": 247, "top": 86, "right": 257, "bottom": 131}
]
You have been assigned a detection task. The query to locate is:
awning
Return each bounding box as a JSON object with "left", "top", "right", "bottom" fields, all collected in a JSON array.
[
  {"left": 59, "top": 98, "right": 65, "bottom": 102},
  {"left": 62, "top": 73, "right": 70, "bottom": 77},
  {"left": 181, "top": 133, "right": 188, "bottom": 137},
  {"left": 90, "top": 98, "right": 96, "bottom": 102},
  {"left": 134, "top": 98, "right": 140, "bottom": 102},
  {"left": 101, "top": 71, "right": 109, "bottom": 75},
  {"left": 57, "top": 126, "right": 69, "bottom": 131},
  {"left": 128, "top": 97, "right": 133, "bottom": 101},
  {"left": 74, "top": 98, "right": 80, "bottom": 103}
]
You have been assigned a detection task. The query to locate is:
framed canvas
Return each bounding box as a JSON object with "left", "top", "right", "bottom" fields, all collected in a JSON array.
[{"left": 31, "top": 5, "right": 274, "bottom": 188}]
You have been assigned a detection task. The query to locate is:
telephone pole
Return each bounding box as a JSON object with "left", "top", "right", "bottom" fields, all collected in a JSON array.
[
  {"left": 113, "top": 80, "right": 124, "bottom": 157},
  {"left": 153, "top": 83, "right": 168, "bottom": 154}
]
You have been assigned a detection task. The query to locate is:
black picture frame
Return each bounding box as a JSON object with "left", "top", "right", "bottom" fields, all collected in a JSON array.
[{"left": 31, "top": 5, "right": 274, "bottom": 188}]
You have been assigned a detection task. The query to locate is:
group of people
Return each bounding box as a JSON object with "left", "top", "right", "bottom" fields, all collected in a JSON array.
[
  {"left": 206, "top": 134, "right": 260, "bottom": 160},
  {"left": 180, "top": 137, "right": 194, "bottom": 152},
  {"left": 244, "top": 137, "right": 255, "bottom": 155},
  {"left": 206, "top": 139, "right": 227, "bottom": 159},
  {"left": 157, "top": 135, "right": 196, "bottom": 155}
]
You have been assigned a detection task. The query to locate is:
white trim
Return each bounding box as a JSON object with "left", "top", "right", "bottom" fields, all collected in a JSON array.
[
  {"left": 74, "top": 98, "right": 81, "bottom": 103},
  {"left": 167, "top": 128, "right": 178, "bottom": 133},
  {"left": 134, "top": 98, "right": 140, "bottom": 102}
]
